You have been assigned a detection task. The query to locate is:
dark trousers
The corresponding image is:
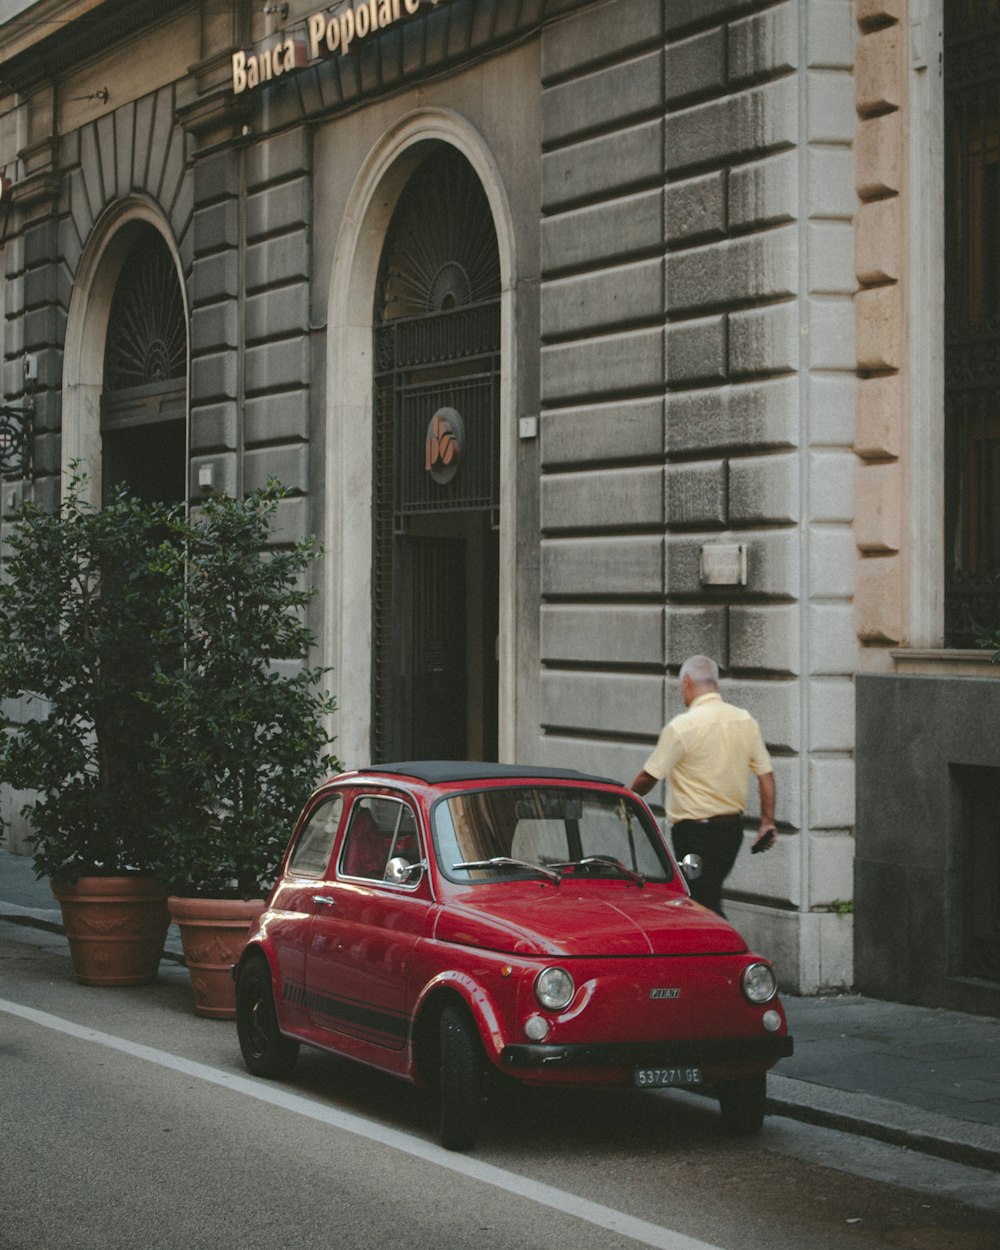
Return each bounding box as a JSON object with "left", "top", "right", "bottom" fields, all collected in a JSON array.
[{"left": 671, "top": 817, "right": 744, "bottom": 917}]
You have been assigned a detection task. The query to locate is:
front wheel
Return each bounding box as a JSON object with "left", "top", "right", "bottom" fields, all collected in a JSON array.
[
  {"left": 235, "top": 956, "right": 299, "bottom": 1079},
  {"left": 717, "top": 1073, "right": 766, "bottom": 1136},
  {"left": 438, "top": 1004, "right": 486, "bottom": 1151}
]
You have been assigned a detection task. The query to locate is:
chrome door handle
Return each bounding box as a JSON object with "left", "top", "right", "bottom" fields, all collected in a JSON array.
[{"left": 312, "top": 895, "right": 336, "bottom": 907}]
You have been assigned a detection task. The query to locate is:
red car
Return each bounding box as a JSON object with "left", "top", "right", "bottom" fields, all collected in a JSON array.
[{"left": 234, "top": 762, "right": 793, "bottom": 1150}]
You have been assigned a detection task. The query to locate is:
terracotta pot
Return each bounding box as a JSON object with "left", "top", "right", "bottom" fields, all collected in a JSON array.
[
  {"left": 168, "top": 896, "right": 265, "bottom": 1019},
  {"left": 50, "top": 876, "right": 170, "bottom": 987}
]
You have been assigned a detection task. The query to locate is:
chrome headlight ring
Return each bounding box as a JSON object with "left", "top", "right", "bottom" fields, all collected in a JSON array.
[
  {"left": 741, "top": 961, "right": 777, "bottom": 1005},
  {"left": 534, "top": 965, "right": 575, "bottom": 1012}
]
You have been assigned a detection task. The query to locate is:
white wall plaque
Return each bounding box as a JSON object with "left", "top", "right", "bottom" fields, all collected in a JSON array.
[{"left": 700, "top": 542, "right": 748, "bottom": 586}]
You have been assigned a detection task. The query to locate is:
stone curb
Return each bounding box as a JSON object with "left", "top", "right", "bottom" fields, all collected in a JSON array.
[
  {"left": 0, "top": 907, "right": 186, "bottom": 964},
  {"left": 767, "top": 1073, "right": 1000, "bottom": 1174}
]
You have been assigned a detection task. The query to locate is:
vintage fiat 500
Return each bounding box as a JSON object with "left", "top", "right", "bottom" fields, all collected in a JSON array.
[{"left": 234, "top": 762, "right": 793, "bottom": 1150}]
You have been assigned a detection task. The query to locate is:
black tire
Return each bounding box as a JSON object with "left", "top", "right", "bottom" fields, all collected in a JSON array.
[
  {"left": 438, "top": 1003, "right": 486, "bottom": 1151},
  {"left": 717, "top": 1073, "right": 766, "bottom": 1136},
  {"left": 236, "top": 956, "right": 300, "bottom": 1079}
]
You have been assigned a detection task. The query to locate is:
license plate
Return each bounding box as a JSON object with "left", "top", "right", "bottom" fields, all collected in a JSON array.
[{"left": 634, "top": 1065, "right": 702, "bottom": 1088}]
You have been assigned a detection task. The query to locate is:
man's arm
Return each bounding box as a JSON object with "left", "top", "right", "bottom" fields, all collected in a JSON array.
[
  {"left": 629, "top": 768, "right": 657, "bottom": 796},
  {"left": 752, "top": 771, "right": 777, "bottom": 852}
]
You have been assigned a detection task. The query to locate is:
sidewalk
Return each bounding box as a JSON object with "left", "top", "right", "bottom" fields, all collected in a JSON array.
[{"left": 2, "top": 847, "right": 999, "bottom": 1171}]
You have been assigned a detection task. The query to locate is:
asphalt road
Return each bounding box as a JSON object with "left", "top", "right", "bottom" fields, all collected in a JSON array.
[{"left": 2, "top": 921, "right": 998, "bottom": 1250}]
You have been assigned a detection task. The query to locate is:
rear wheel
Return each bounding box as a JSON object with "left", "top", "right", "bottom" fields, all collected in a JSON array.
[
  {"left": 717, "top": 1073, "right": 766, "bottom": 1135},
  {"left": 235, "top": 956, "right": 299, "bottom": 1079},
  {"left": 438, "top": 1003, "right": 486, "bottom": 1151}
]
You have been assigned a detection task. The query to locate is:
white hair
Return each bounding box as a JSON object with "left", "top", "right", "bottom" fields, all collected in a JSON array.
[{"left": 679, "top": 655, "right": 719, "bottom": 686}]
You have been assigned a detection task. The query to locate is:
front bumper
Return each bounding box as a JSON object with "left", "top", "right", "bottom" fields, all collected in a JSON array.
[{"left": 501, "top": 1034, "right": 793, "bottom": 1070}]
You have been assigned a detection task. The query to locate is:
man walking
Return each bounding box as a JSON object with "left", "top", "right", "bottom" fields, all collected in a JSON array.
[{"left": 629, "top": 655, "right": 776, "bottom": 916}]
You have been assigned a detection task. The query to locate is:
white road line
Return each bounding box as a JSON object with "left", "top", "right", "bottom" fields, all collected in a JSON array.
[{"left": 1, "top": 996, "right": 722, "bottom": 1250}]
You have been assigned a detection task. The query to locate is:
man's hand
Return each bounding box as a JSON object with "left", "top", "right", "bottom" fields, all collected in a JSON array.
[{"left": 751, "top": 825, "right": 776, "bottom": 854}]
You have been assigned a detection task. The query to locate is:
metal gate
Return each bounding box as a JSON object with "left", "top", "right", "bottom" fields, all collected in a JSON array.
[
  {"left": 944, "top": 3, "right": 1000, "bottom": 645},
  {"left": 371, "top": 148, "right": 501, "bottom": 762}
]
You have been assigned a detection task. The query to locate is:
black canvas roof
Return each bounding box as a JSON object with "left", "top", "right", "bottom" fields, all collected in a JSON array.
[{"left": 363, "top": 760, "right": 620, "bottom": 787}]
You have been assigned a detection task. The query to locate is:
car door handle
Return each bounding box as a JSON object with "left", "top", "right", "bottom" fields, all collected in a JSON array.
[{"left": 312, "top": 895, "right": 336, "bottom": 908}]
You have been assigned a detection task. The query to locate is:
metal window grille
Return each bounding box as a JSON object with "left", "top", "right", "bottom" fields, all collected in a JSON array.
[{"left": 944, "top": 3, "right": 1000, "bottom": 645}]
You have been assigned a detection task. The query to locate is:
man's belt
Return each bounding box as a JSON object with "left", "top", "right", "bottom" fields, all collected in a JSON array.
[{"left": 675, "top": 812, "right": 742, "bottom": 825}]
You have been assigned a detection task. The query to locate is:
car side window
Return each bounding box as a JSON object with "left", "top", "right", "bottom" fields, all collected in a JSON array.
[
  {"left": 289, "top": 795, "right": 344, "bottom": 877},
  {"left": 340, "top": 796, "right": 419, "bottom": 881}
]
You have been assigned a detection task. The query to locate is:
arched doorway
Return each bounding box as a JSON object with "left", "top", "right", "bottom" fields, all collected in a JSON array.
[
  {"left": 100, "top": 223, "right": 187, "bottom": 505},
  {"left": 371, "top": 146, "right": 501, "bottom": 762}
]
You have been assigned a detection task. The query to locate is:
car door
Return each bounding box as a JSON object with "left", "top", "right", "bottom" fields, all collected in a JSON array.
[
  {"left": 267, "top": 791, "right": 346, "bottom": 1030},
  {"left": 305, "top": 793, "right": 433, "bottom": 1050}
]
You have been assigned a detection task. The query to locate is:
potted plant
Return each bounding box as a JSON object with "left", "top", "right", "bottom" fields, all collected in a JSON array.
[
  {"left": 0, "top": 476, "right": 183, "bottom": 986},
  {"left": 151, "top": 485, "right": 339, "bottom": 1018}
]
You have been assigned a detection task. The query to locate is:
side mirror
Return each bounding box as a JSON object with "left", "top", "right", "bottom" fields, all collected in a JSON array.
[
  {"left": 680, "top": 853, "right": 703, "bottom": 882},
  {"left": 385, "top": 856, "right": 426, "bottom": 886}
]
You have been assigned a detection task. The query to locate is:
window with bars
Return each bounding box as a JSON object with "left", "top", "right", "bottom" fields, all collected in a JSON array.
[{"left": 944, "top": 2, "right": 1000, "bottom": 645}]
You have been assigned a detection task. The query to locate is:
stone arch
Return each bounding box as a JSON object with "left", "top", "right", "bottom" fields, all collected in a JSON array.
[
  {"left": 62, "top": 196, "right": 189, "bottom": 504},
  {"left": 325, "top": 109, "right": 518, "bottom": 766}
]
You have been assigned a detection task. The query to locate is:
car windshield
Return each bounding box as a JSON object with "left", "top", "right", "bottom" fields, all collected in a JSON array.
[{"left": 432, "top": 786, "right": 674, "bottom": 885}]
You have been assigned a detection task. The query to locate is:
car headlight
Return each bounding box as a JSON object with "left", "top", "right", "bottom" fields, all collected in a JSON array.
[
  {"left": 534, "top": 966, "right": 575, "bottom": 1011},
  {"left": 741, "top": 962, "right": 777, "bottom": 1005}
]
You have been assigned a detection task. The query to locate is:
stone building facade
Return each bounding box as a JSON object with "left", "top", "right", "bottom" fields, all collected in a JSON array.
[{"left": 1, "top": 0, "right": 997, "bottom": 1012}]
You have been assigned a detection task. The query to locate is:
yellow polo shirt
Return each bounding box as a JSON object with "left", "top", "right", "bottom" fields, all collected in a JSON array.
[{"left": 642, "top": 692, "right": 773, "bottom": 824}]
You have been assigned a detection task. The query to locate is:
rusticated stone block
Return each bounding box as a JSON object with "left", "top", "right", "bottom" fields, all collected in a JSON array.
[
  {"left": 729, "top": 150, "right": 798, "bottom": 231},
  {"left": 542, "top": 396, "right": 664, "bottom": 466},
  {"left": 665, "top": 461, "right": 726, "bottom": 527},
  {"left": 728, "top": 6, "right": 798, "bottom": 85},
  {"left": 666, "top": 172, "right": 725, "bottom": 245},
  {"left": 855, "top": 553, "right": 904, "bottom": 643},
  {"left": 809, "top": 679, "right": 855, "bottom": 753},
  {"left": 542, "top": 258, "right": 663, "bottom": 339},
  {"left": 729, "top": 452, "right": 800, "bottom": 525},
  {"left": 541, "top": 534, "right": 663, "bottom": 598},
  {"left": 665, "top": 77, "right": 798, "bottom": 176},
  {"left": 857, "top": 0, "right": 905, "bottom": 29},
  {"left": 665, "top": 316, "right": 725, "bottom": 385},
  {"left": 856, "top": 284, "right": 902, "bottom": 371},
  {"left": 809, "top": 450, "right": 855, "bottom": 524},
  {"left": 543, "top": 189, "right": 664, "bottom": 275},
  {"left": 664, "top": 606, "right": 728, "bottom": 669},
  {"left": 667, "top": 377, "right": 798, "bottom": 454},
  {"left": 666, "top": 225, "right": 798, "bottom": 314},
  {"left": 854, "top": 462, "right": 902, "bottom": 553},
  {"left": 541, "top": 0, "right": 663, "bottom": 82},
  {"left": 808, "top": 603, "right": 860, "bottom": 676},
  {"left": 809, "top": 524, "right": 856, "bottom": 598},
  {"left": 540, "top": 670, "right": 663, "bottom": 738},
  {"left": 665, "top": 27, "right": 725, "bottom": 103},
  {"left": 855, "top": 111, "right": 903, "bottom": 200},
  {"left": 729, "top": 603, "right": 800, "bottom": 675},
  {"left": 541, "top": 603, "right": 663, "bottom": 666},
  {"left": 541, "top": 465, "right": 663, "bottom": 533},
  {"left": 729, "top": 300, "right": 798, "bottom": 375},
  {"left": 856, "top": 196, "right": 902, "bottom": 285},
  {"left": 856, "top": 23, "right": 904, "bottom": 117},
  {"left": 809, "top": 756, "right": 855, "bottom": 829},
  {"left": 544, "top": 49, "right": 664, "bottom": 146},
  {"left": 542, "top": 118, "right": 664, "bottom": 212},
  {"left": 855, "top": 373, "right": 902, "bottom": 459},
  {"left": 542, "top": 327, "right": 664, "bottom": 403}
]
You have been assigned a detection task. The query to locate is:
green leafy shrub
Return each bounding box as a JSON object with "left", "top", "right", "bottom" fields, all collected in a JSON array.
[
  {"left": 0, "top": 478, "right": 182, "bottom": 881},
  {"left": 149, "top": 486, "right": 339, "bottom": 899},
  {"left": 0, "top": 477, "right": 338, "bottom": 895}
]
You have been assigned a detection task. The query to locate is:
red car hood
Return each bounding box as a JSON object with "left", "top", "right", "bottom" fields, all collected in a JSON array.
[{"left": 434, "top": 886, "right": 747, "bottom": 957}]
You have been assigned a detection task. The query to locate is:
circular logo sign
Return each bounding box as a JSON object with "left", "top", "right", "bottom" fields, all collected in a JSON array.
[{"left": 425, "top": 407, "right": 464, "bottom": 485}]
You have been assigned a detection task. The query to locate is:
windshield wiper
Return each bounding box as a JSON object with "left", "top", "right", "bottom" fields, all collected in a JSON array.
[
  {"left": 452, "top": 856, "right": 562, "bottom": 884},
  {"left": 550, "top": 855, "right": 645, "bottom": 887}
]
